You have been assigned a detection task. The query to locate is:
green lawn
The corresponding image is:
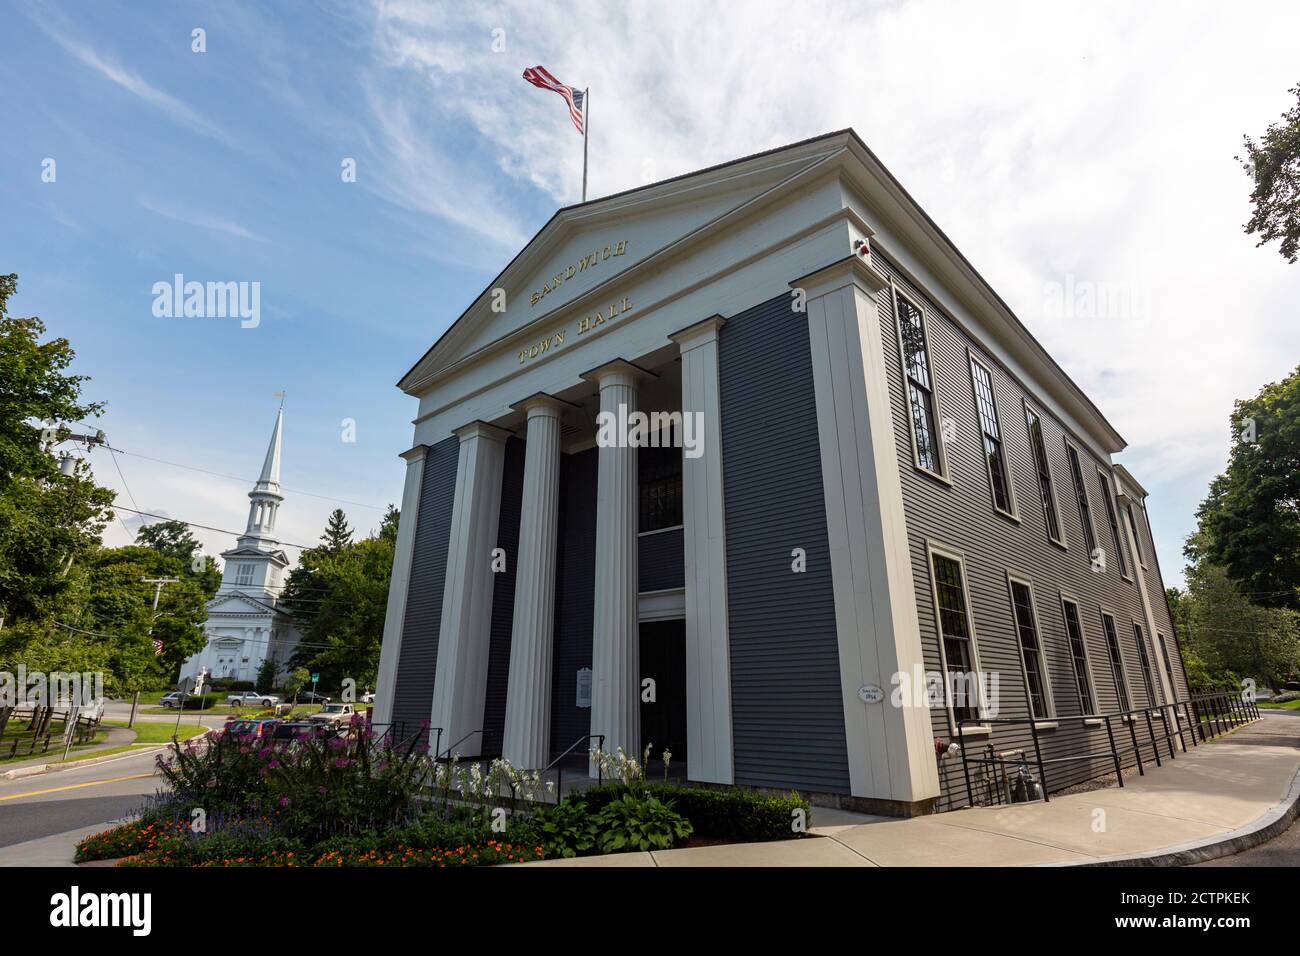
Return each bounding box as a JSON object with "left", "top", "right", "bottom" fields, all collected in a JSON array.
[
  {"left": 1260, "top": 698, "right": 1300, "bottom": 710},
  {"left": 0, "top": 725, "right": 109, "bottom": 765},
  {"left": 106, "top": 721, "right": 208, "bottom": 744}
]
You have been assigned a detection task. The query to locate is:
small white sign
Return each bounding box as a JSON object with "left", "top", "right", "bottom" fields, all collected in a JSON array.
[
  {"left": 857, "top": 684, "right": 885, "bottom": 704},
  {"left": 576, "top": 667, "right": 592, "bottom": 708}
]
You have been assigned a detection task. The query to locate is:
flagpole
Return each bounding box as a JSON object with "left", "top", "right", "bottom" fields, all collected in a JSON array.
[{"left": 582, "top": 87, "right": 589, "bottom": 202}]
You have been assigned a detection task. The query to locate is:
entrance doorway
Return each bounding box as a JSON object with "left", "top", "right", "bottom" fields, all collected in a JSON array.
[{"left": 639, "top": 619, "right": 687, "bottom": 765}]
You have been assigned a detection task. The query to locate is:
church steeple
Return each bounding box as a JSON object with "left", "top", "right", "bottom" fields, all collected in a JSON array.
[{"left": 240, "top": 404, "right": 285, "bottom": 547}]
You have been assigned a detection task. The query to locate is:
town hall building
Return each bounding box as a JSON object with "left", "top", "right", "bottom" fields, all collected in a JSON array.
[
  {"left": 373, "top": 129, "right": 1189, "bottom": 815},
  {"left": 179, "top": 404, "right": 301, "bottom": 686}
]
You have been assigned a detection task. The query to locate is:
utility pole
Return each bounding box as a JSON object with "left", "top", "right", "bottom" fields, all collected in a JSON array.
[{"left": 141, "top": 576, "right": 179, "bottom": 729}]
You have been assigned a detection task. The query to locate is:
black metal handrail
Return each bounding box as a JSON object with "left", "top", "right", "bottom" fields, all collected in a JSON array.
[
  {"left": 535, "top": 734, "right": 607, "bottom": 804},
  {"left": 955, "top": 691, "right": 1257, "bottom": 809},
  {"left": 435, "top": 728, "right": 479, "bottom": 763}
]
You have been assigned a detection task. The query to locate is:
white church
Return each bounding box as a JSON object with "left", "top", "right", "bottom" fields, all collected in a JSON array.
[{"left": 179, "top": 405, "right": 303, "bottom": 685}]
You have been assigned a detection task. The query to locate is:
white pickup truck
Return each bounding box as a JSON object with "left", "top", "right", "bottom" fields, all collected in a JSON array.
[{"left": 226, "top": 691, "right": 279, "bottom": 707}]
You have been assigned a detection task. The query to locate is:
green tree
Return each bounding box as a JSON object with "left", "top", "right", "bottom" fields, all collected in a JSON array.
[
  {"left": 1240, "top": 84, "right": 1300, "bottom": 263},
  {"left": 0, "top": 273, "right": 115, "bottom": 631},
  {"left": 1195, "top": 366, "right": 1300, "bottom": 610},
  {"left": 135, "top": 519, "right": 221, "bottom": 597},
  {"left": 283, "top": 666, "right": 310, "bottom": 702},
  {"left": 255, "top": 657, "right": 276, "bottom": 694},
  {"left": 282, "top": 508, "right": 396, "bottom": 691},
  {"left": 1173, "top": 536, "right": 1300, "bottom": 688},
  {"left": 320, "top": 508, "right": 353, "bottom": 554}
]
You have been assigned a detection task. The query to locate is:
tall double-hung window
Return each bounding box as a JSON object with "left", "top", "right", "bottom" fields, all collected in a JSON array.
[
  {"left": 1025, "top": 405, "right": 1063, "bottom": 544},
  {"left": 1009, "top": 578, "right": 1050, "bottom": 719},
  {"left": 969, "top": 356, "right": 1014, "bottom": 515},
  {"left": 1066, "top": 444, "right": 1097, "bottom": 558},
  {"left": 1096, "top": 468, "right": 1130, "bottom": 578},
  {"left": 930, "top": 550, "right": 980, "bottom": 723},
  {"left": 1062, "top": 599, "right": 1095, "bottom": 714},
  {"left": 1101, "top": 612, "right": 1130, "bottom": 711},
  {"left": 894, "top": 289, "right": 943, "bottom": 475},
  {"left": 1133, "top": 622, "right": 1157, "bottom": 705}
]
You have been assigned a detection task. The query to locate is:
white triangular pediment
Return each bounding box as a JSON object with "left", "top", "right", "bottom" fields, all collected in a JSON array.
[
  {"left": 206, "top": 592, "right": 282, "bottom": 616},
  {"left": 400, "top": 133, "right": 848, "bottom": 391}
]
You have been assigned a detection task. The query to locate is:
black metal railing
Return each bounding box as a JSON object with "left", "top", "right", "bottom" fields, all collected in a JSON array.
[
  {"left": 955, "top": 691, "right": 1258, "bottom": 809},
  {"left": 534, "top": 734, "right": 606, "bottom": 804}
]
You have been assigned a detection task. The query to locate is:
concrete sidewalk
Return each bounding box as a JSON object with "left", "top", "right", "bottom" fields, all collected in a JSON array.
[{"left": 522, "top": 713, "right": 1300, "bottom": 867}]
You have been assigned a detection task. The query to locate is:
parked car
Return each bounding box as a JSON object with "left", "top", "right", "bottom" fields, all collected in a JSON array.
[
  {"left": 159, "top": 692, "right": 185, "bottom": 708},
  {"left": 360, "top": 691, "right": 375, "bottom": 704},
  {"left": 225, "top": 718, "right": 281, "bottom": 740},
  {"left": 308, "top": 702, "right": 356, "bottom": 728},
  {"left": 226, "top": 691, "right": 279, "bottom": 707},
  {"left": 291, "top": 691, "right": 332, "bottom": 705},
  {"left": 271, "top": 720, "right": 325, "bottom": 742}
]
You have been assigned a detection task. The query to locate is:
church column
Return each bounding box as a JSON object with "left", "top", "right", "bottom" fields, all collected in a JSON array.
[
  {"left": 584, "top": 360, "right": 646, "bottom": 773},
  {"left": 372, "top": 446, "right": 427, "bottom": 729},
  {"left": 429, "top": 422, "right": 509, "bottom": 757},
  {"left": 669, "top": 318, "right": 734, "bottom": 784},
  {"left": 501, "top": 396, "right": 565, "bottom": 769}
]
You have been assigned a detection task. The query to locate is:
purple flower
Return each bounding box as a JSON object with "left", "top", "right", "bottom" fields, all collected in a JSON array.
[
  {"left": 334, "top": 758, "right": 351, "bottom": 769},
  {"left": 278, "top": 795, "right": 291, "bottom": 808},
  {"left": 318, "top": 787, "right": 328, "bottom": 796}
]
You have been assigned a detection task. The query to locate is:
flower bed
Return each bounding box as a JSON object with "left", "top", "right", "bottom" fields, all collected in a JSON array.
[{"left": 75, "top": 733, "right": 810, "bottom": 867}]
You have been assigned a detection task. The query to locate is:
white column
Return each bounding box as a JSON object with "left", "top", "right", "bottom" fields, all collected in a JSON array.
[
  {"left": 501, "top": 396, "right": 565, "bottom": 769},
  {"left": 372, "top": 446, "right": 427, "bottom": 729},
  {"left": 669, "top": 317, "right": 734, "bottom": 784},
  {"left": 429, "top": 422, "right": 509, "bottom": 757},
  {"left": 584, "top": 360, "right": 645, "bottom": 773},
  {"left": 796, "top": 254, "right": 941, "bottom": 808}
]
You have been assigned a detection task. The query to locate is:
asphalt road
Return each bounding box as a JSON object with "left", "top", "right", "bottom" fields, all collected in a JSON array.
[{"left": 0, "top": 748, "right": 164, "bottom": 849}]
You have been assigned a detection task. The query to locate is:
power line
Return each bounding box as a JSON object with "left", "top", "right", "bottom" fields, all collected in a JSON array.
[
  {"left": 54, "top": 619, "right": 364, "bottom": 654},
  {"left": 105, "top": 444, "right": 388, "bottom": 512},
  {"left": 109, "top": 506, "right": 315, "bottom": 550}
]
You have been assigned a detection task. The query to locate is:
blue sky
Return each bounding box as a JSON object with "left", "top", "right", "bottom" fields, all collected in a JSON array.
[{"left": 3, "top": 0, "right": 1299, "bottom": 584}]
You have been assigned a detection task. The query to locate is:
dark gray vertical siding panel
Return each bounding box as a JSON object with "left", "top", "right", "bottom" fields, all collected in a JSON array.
[
  {"left": 390, "top": 435, "right": 459, "bottom": 741},
  {"left": 720, "top": 293, "right": 851, "bottom": 794},
  {"left": 639, "top": 528, "right": 685, "bottom": 592},
  {"left": 550, "top": 448, "right": 598, "bottom": 757},
  {"left": 481, "top": 436, "right": 525, "bottom": 756},
  {"left": 872, "top": 250, "right": 1181, "bottom": 809}
]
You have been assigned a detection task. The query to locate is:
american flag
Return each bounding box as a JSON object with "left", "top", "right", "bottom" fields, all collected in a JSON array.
[
  {"left": 152, "top": 638, "right": 164, "bottom": 656},
  {"left": 523, "top": 66, "right": 585, "bottom": 134}
]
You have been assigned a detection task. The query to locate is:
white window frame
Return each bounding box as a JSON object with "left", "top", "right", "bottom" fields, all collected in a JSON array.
[
  {"left": 1006, "top": 572, "right": 1054, "bottom": 720},
  {"left": 925, "top": 541, "right": 989, "bottom": 733},
  {"left": 1096, "top": 466, "right": 1134, "bottom": 583},
  {"left": 1023, "top": 399, "right": 1067, "bottom": 549},
  {"left": 1124, "top": 499, "right": 1150, "bottom": 571},
  {"left": 966, "top": 349, "right": 1020, "bottom": 522},
  {"left": 1059, "top": 591, "right": 1100, "bottom": 717},
  {"left": 233, "top": 562, "right": 255, "bottom": 587},
  {"left": 1099, "top": 607, "right": 1131, "bottom": 712},
  {"left": 1064, "top": 438, "right": 1099, "bottom": 567},
  {"left": 1132, "top": 619, "right": 1159, "bottom": 707},
  {"left": 891, "top": 280, "right": 951, "bottom": 484}
]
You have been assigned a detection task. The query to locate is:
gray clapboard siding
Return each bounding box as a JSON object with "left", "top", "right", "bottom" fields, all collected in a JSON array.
[
  {"left": 481, "top": 436, "right": 525, "bottom": 756},
  {"left": 550, "top": 447, "right": 598, "bottom": 757},
  {"left": 719, "top": 292, "right": 851, "bottom": 793},
  {"left": 638, "top": 527, "right": 685, "bottom": 592},
  {"left": 871, "top": 249, "right": 1188, "bottom": 808},
  {"left": 390, "top": 435, "right": 460, "bottom": 743}
]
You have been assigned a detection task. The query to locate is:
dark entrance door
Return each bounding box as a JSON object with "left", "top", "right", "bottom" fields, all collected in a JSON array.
[{"left": 639, "top": 619, "right": 687, "bottom": 764}]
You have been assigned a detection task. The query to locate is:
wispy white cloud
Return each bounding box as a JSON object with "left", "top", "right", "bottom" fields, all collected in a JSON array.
[
  {"left": 43, "top": 26, "right": 230, "bottom": 144},
  {"left": 138, "top": 197, "right": 269, "bottom": 243}
]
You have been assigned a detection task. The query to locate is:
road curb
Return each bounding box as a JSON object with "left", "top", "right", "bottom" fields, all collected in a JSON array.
[
  {"left": 0, "top": 745, "right": 170, "bottom": 781},
  {"left": 1074, "top": 739, "right": 1300, "bottom": 867}
]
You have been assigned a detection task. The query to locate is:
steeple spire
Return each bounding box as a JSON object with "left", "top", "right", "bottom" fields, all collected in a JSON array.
[{"left": 241, "top": 402, "right": 285, "bottom": 545}]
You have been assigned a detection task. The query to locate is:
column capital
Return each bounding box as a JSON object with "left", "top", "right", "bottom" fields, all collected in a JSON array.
[
  {"left": 398, "top": 443, "right": 428, "bottom": 464},
  {"left": 510, "top": 392, "right": 577, "bottom": 418},
  {"left": 790, "top": 254, "right": 889, "bottom": 301},
  {"left": 669, "top": 315, "right": 726, "bottom": 352},
  {"left": 580, "top": 358, "right": 657, "bottom": 389},
  {"left": 452, "top": 420, "right": 512, "bottom": 444}
]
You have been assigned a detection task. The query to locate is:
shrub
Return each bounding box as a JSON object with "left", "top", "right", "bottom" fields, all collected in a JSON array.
[
  {"left": 575, "top": 784, "right": 810, "bottom": 842},
  {"left": 227, "top": 681, "right": 256, "bottom": 692},
  {"left": 529, "top": 799, "right": 599, "bottom": 858},
  {"left": 592, "top": 793, "right": 691, "bottom": 853},
  {"left": 155, "top": 730, "right": 268, "bottom": 810},
  {"left": 75, "top": 819, "right": 185, "bottom": 863}
]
